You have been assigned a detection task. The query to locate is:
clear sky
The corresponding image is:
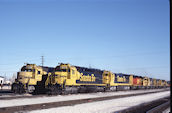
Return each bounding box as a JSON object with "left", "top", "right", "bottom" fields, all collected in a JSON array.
[{"left": 0, "top": 0, "right": 170, "bottom": 80}]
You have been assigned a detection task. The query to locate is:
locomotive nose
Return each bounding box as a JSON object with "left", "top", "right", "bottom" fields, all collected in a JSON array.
[{"left": 18, "top": 72, "right": 32, "bottom": 78}]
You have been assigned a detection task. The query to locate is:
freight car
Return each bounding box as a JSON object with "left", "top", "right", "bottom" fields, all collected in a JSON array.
[{"left": 11, "top": 64, "right": 54, "bottom": 94}]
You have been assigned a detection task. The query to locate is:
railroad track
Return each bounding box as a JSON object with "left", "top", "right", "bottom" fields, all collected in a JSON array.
[
  {"left": 0, "top": 89, "right": 170, "bottom": 113},
  {"left": 0, "top": 94, "right": 45, "bottom": 100},
  {"left": 0, "top": 90, "right": 13, "bottom": 96},
  {"left": 115, "top": 96, "right": 170, "bottom": 113},
  {"left": 147, "top": 100, "right": 170, "bottom": 113},
  {"left": 0, "top": 89, "right": 169, "bottom": 100}
]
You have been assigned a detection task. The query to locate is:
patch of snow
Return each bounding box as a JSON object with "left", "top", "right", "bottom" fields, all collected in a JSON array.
[
  {"left": 0, "top": 89, "right": 168, "bottom": 108},
  {"left": 0, "top": 85, "right": 11, "bottom": 90},
  {"left": 163, "top": 107, "right": 170, "bottom": 113},
  {"left": 30, "top": 91, "right": 170, "bottom": 113},
  {"left": 0, "top": 93, "right": 32, "bottom": 98}
]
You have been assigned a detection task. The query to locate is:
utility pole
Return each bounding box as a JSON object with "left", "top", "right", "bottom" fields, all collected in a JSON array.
[{"left": 41, "top": 56, "right": 44, "bottom": 67}]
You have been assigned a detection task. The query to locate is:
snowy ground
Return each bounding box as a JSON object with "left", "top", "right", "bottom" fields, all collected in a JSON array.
[
  {"left": 30, "top": 91, "right": 170, "bottom": 113},
  {"left": 0, "top": 89, "right": 169, "bottom": 108},
  {"left": 0, "top": 92, "right": 32, "bottom": 98},
  {"left": 163, "top": 107, "right": 170, "bottom": 113},
  {"left": 0, "top": 85, "right": 11, "bottom": 90}
]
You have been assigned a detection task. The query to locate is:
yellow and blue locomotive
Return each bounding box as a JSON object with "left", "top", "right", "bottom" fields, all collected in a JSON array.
[
  {"left": 45, "top": 63, "right": 133, "bottom": 94},
  {"left": 45, "top": 63, "right": 106, "bottom": 94}
]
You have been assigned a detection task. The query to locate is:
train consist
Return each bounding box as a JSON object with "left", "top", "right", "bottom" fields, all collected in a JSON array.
[{"left": 11, "top": 63, "right": 170, "bottom": 94}]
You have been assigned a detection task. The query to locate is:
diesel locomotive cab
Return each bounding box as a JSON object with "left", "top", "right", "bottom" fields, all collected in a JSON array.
[
  {"left": 46, "top": 63, "right": 79, "bottom": 94},
  {"left": 51, "top": 64, "right": 70, "bottom": 85},
  {"left": 48, "top": 64, "right": 80, "bottom": 85},
  {"left": 12, "top": 64, "right": 48, "bottom": 94}
]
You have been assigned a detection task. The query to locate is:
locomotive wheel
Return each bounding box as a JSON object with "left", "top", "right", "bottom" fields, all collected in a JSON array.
[
  {"left": 11, "top": 83, "right": 18, "bottom": 93},
  {"left": 61, "top": 89, "right": 68, "bottom": 95},
  {"left": 48, "top": 84, "right": 62, "bottom": 95},
  {"left": 12, "top": 83, "right": 25, "bottom": 94}
]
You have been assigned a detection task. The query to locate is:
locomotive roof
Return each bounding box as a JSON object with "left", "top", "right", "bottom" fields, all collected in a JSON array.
[
  {"left": 132, "top": 75, "right": 144, "bottom": 78},
  {"left": 75, "top": 66, "right": 104, "bottom": 73},
  {"left": 114, "top": 73, "right": 131, "bottom": 76}
]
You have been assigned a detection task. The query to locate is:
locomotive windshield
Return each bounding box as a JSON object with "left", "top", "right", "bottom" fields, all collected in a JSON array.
[
  {"left": 105, "top": 74, "right": 108, "bottom": 76},
  {"left": 21, "top": 66, "right": 35, "bottom": 72},
  {"left": 22, "top": 69, "right": 35, "bottom": 72},
  {"left": 55, "top": 66, "right": 69, "bottom": 72},
  {"left": 55, "top": 66, "right": 61, "bottom": 71}
]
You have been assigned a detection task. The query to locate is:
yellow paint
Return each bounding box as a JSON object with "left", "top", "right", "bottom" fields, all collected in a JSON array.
[
  {"left": 117, "top": 76, "right": 126, "bottom": 82},
  {"left": 153, "top": 79, "right": 157, "bottom": 86},
  {"left": 142, "top": 77, "right": 150, "bottom": 86},
  {"left": 15, "top": 64, "right": 47, "bottom": 89},
  {"left": 103, "top": 71, "right": 133, "bottom": 86}
]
